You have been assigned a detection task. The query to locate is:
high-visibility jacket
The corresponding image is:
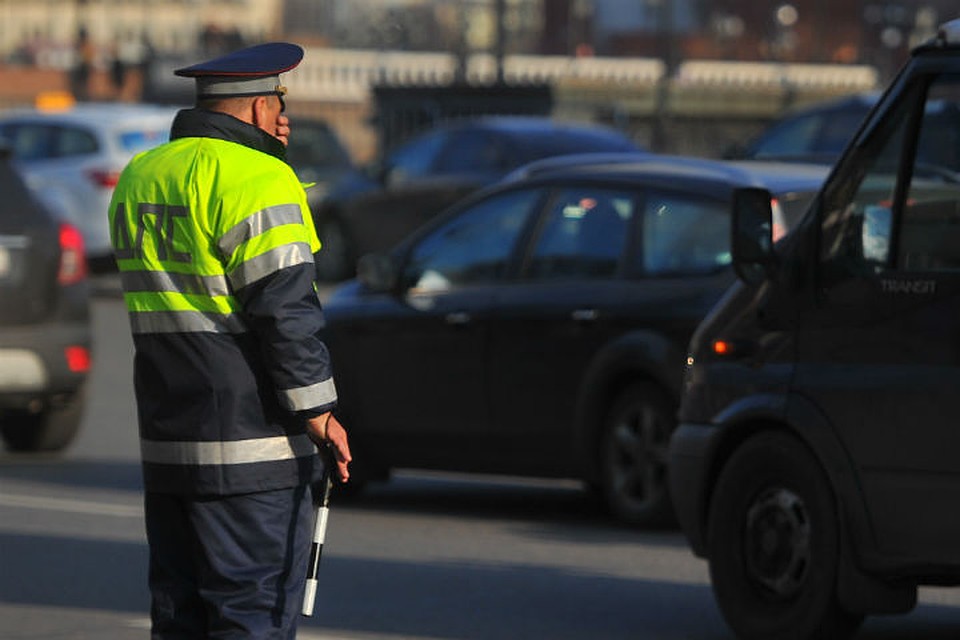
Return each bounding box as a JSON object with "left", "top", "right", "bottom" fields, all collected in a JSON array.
[{"left": 109, "top": 108, "right": 336, "bottom": 495}]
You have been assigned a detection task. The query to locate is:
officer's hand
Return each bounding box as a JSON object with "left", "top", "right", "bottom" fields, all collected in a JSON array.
[
  {"left": 275, "top": 114, "right": 291, "bottom": 147},
  {"left": 307, "top": 412, "right": 351, "bottom": 482}
]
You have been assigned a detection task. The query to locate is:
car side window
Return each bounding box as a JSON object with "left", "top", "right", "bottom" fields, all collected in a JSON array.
[
  {"left": 525, "top": 189, "right": 633, "bottom": 280},
  {"left": 0, "top": 124, "right": 57, "bottom": 160},
  {"left": 402, "top": 188, "right": 542, "bottom": 294},
  {"left": 640, "top": 192, "right": 730, "bottom": 276},
  {"left": 819, "top": 74, "right": 960, "bottom": 277},
  {"left": 57, "top": 126, "right": 98, "bottom": 157}
]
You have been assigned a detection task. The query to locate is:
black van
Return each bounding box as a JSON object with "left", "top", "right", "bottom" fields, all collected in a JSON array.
[{"left": 669, "top": 19, "right": 960, "bottom": 640}]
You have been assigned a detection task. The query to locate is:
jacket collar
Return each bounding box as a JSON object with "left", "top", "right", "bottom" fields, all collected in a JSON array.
[{"left": 170, "top": 108, "right": 286, "bottom": 161}]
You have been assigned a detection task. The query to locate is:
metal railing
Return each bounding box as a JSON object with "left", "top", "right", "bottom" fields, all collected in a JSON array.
[{"left": 285, "top": 48, "right": 878, "bottom": 103}]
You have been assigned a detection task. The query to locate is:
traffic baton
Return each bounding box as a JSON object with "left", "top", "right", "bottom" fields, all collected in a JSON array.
[{"left": 302, "top": 448, "right": 335, "bottom": 617}]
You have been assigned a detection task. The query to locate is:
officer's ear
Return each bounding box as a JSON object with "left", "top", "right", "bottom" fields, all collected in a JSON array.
[{"left": 251, "top": 95, "right": 270, "bottom": 130}]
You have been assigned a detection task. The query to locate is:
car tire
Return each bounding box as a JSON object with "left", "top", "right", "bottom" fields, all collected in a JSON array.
[
  {"left": 707, "top": 431, "right": 864, "bottom": 640},
  {"left": 1, "top": 387, "right": 86, "bottom": 453},
  {"left": 315, "top": 216, "right": 353, "bottom": 282},
  {"left": 598, "top": 382, "right": 675, "bottom": 526}
]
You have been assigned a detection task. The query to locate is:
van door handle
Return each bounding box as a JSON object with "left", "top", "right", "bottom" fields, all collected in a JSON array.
[
  {"left": 446, "top": 311, "right": 471, "bottom": 325},
  {"left": 572, "top": 309, "right": 598, "bottom": 322}
]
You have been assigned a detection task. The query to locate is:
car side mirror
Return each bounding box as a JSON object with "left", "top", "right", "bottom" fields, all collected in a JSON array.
[
  {"left": 731, "top": 187, "right": 777, "bottom": 285},
  {"left": 357, "top": 253, "right": 400, "bottom": 293}
]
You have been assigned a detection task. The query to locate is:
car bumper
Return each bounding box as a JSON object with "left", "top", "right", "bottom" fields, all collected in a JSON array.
[
  {"left": 0, "top": 320, "right": 90, "bottom": 408},
  {"left": 669, "top": 421, "right": 724, "bottom": 558}
]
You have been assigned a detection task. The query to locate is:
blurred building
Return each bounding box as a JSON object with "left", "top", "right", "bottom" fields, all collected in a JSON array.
[
  {"left": 283, "top": 0, "right": 335, "bottom": 45},
  {"left": 0, "top": 0, "right": 284, "bottom": 70},
  {"left": 593, "top": 0, "right": 955, "bottom": 81},
  {"left": 0, "top": 0, "right": 950, "bottom": 161}
]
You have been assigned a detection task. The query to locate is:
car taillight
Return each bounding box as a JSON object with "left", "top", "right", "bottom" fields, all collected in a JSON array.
[
  {"left": 65, "top": 345, "right": 91, "bottom": 373},
  {"left": 86, "top": 168, "right": 121, "bottom": 189},
  {"left": 58, "top": 222, "right": 87, "bottom": 285}
]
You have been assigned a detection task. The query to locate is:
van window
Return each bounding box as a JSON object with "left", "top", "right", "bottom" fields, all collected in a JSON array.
[
  {"left": 819, "top": 74, "right": 960, "bottom": 278},
  {"left": 898, "top": 75, "right": 960, "bottom": 271}
]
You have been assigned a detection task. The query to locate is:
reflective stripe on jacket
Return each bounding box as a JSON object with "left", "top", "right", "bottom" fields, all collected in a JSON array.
[{"left": 109, "top": 108, "right": 336, "bottom": 495}]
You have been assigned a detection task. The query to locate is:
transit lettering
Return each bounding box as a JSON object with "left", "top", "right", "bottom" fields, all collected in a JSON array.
[{"left": 880, "top": 278, "right": 936, "bottom": 295}]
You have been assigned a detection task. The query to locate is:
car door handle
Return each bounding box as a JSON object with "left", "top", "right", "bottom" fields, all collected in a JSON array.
[
  {"left": 446, "top": 311, "right": 471, "bottom": 325},
  {"left": 572, "top": 309, "right": 598, "bottom": 322}
]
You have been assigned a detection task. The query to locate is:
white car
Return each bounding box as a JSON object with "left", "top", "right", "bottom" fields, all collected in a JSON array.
[{"left": 0, "top": 102, "right": 179, "bottom": 270}]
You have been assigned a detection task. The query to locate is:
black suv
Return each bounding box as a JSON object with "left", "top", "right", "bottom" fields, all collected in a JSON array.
[
  {"left": 0, "top": 148, "right": 91, "bottom": 453},
  {"left": 670, "top": 19, "right": 960, "bottom": 640}
]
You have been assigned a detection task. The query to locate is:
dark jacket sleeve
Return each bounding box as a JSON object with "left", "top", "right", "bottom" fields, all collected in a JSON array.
[
  {"left": 234, "top": 260, "right": 337, "bottom": 417},
  {"left": 217, "top": 185, "right": 337, "bottom": 417}
]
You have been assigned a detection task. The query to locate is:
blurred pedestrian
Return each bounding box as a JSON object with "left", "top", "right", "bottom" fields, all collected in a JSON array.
[
  {"left": 108, "top": 42, "right": 351, "bottom": 639},
  {"left": 70, "top": 27, "right": 94, "bottom": 100}
]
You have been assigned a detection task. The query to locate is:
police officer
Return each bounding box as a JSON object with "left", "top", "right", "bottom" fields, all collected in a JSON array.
[{"left": 108, "top": 42, "right": 351, "bottom": 639}]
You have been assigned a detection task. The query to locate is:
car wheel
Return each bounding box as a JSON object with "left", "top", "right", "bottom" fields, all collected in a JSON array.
[
  {"left": 1, "top": 387, "right": 86, "bottom": 453},
  {"left": 598, "top": 382, "right": 675, "bottom": 526},
  {"left": 707, "top": 431, "right": 864, "bottom": 640},
  {"left": 315, "top": 216, "right": 353, "bottom": 282}
]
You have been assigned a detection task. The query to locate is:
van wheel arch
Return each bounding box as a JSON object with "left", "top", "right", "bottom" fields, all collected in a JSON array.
[
  {"left": 705, "top": 421, "right": 917, "bottom": 619},
  {"left": 707, "top": 429, "right": 865, "bottom": 639}
]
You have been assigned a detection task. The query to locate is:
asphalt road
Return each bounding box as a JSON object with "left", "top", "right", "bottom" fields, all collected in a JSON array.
[{"left": 3, "top": 282, "right": 960, "bottom": 639}]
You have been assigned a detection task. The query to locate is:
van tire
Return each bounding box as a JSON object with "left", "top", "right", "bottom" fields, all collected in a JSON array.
[
  {"left": 707, "top": 431, "right": 864, "bottom": 640},
  {"left": 598, "top": 382, "right": 675, "bottom": 526}
]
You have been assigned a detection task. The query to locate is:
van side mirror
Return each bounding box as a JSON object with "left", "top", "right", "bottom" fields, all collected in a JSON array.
[
  {"left": 731, "top": 187, "right": 776, "bottom": 285},
  {"left": 357, "top": 253, "right": 400, "bottom": 293}
]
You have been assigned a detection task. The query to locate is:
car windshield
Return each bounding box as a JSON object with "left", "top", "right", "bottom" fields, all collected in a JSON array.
[
  {"left": 749, "top": 108, "right": 869, "bottom": 159},
  {"left": 519, "top": 130, "right": 637, "bottom": 161}
]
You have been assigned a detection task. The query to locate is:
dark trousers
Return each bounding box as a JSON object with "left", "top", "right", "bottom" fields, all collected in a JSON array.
[{"left": 144, "top": 485, "right": 313, "bottom": 639}]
